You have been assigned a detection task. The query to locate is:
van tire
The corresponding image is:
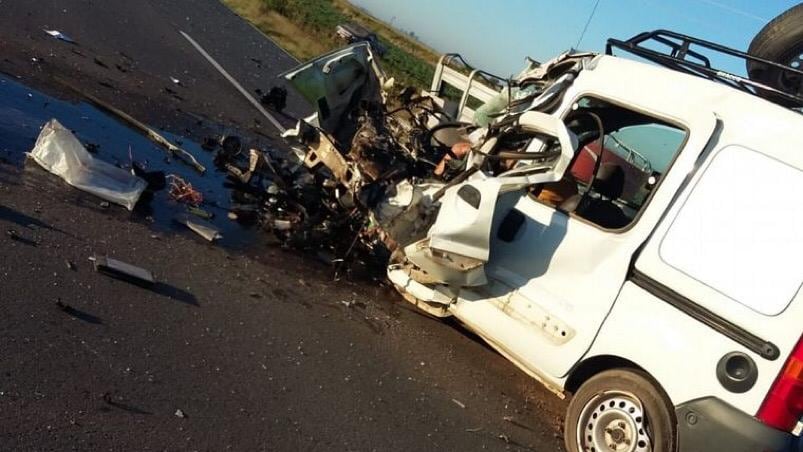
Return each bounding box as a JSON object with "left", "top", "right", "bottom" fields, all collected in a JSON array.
[
  {"left": 564, "top": 368, "right": 676, "bottom": 452},
  {"left": 746, "top": 4, "right": 803, "bottom": 105}
]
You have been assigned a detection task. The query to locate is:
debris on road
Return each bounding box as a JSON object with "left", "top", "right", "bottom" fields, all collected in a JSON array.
[
  {"left": 28, "top": 119, "right": 147, "bottom": 210},
  {"left": 65, "top": 260, "right": 76, "bottom": 271},
  {"left": 174, "top": 409, "right": 186, "bottom": 418},
  {"left": 187, "top": 205, "right": 213, "bottom": 220},
  {"left": 452, "top": 399, "right": 466, "bottom": 409},
  {"left": 77, "top": 90, "right": 206, "bottom": 173},
  {"left": 174, "top": 213, "right": 222, "bottom": 242},
  {"left": 259, "top": 86, "right": 287, "bottom": 112},
  {"left": 43, "top": 29, "right": 75, "bottom": 44},
  {"left": 169, "top": 76, "right": 181, "bottom": 85},
  {"left": 167, "top": 174, "right": 203, "bottom": 206},
  {"left": 91, "top": 255, "right": 155, "bottom": 286}
]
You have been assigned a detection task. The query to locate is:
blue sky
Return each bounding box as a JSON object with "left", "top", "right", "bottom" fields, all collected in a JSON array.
[{"left": 350, "top": 0, "right": 799, "bottom": 76}]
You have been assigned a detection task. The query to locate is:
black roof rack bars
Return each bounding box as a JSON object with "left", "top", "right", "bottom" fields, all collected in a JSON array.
[{"left": 606, "top": 29, "right": 803, "bottom": 108}]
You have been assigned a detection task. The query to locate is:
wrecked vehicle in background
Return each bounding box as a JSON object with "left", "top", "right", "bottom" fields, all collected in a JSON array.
[{"left": 266, "top": 20, "right": 803, "bottom": 452}]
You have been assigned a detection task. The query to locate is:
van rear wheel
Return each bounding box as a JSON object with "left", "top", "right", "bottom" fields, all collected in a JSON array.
[{"left": 565, "top": 369, "right": 676, "bottom": 452}]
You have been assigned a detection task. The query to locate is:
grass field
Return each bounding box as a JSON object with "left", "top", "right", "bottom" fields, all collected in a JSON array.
[{"left": 223, "top": 0, "right": 438, "bottom": 89}]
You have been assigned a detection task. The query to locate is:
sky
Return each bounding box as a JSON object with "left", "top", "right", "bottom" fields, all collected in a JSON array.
[{"left": 349, "top": 0, "right": 800, "bottom": 77}]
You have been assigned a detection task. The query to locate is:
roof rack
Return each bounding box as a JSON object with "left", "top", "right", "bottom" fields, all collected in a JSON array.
[{"left": 606, "top": 30, "right": 803, "bottom": 109}]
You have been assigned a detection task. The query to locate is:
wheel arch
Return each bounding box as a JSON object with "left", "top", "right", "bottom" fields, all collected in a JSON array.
[{"left": 565, "top": 354, "right": 648, "bottom": 394}]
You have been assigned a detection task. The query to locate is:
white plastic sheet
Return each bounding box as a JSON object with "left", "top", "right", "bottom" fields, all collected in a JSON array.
[{"left": 29, "top": 119, "right": 147, "bottom": 210}]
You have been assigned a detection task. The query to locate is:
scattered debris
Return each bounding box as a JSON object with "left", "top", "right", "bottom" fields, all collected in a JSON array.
[
  {"left": 174, "top": 409, "right": 186, "bottom": 418},
  {"left": 75, "top": 90, "right": 206, "bottom": 173},
  {"left": 43, "top": 29, "right": 75, "bottom": 44},
  {"left": 174, "top": 213, "right": 222, "bottom": 242},
  {"left": 465, "top": 427, "right": 483, "bottom": 433},
  {"left": 28, "top": 119, "right": 147, "bottom": 210},
  {"left": 187, "top": 206, "right": 213, "bottom": 220},
  {"left": 259, "top": 86, "right": 287, "bottom": 112},
  {"left": 201, "top": 136, "right": 218, "bottom": 151},
  {"left": 99, "top": 201, "right": 110, "bottom": 208},
  {"left": 91, "top": 255, "right": 155, "bottom": 286},
  {"left": 452, "top": 399, "right": 466, "bottom": 409},
  {"left": 218, "top": 135, "right": 242, "bottom": 160},
  {"left": 65, "top": 260, "right": 76, "bottom": 271},
  {"left": 167, "top": 174, "right": 203, "bottom": 205},
  {"left": 169, "top": 76, "right": 181, "bottom": 85}
]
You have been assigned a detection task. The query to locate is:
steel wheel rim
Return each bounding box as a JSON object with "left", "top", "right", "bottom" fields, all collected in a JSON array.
[{"left": 576, "top": 390, "right": 652, "bottom": 452}]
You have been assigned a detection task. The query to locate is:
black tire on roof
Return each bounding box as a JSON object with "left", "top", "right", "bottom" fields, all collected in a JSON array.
[{"left": 746, "top": 3, "right": 803, "bottom": 106}]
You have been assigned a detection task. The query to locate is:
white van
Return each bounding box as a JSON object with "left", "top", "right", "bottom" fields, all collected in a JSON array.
[{"left": 281, "top": 25, "right": 803, "bottom": 452}]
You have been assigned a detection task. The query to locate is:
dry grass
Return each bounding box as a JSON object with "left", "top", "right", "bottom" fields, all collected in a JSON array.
[
  {"left": 222, "top": 0, "right": 438, "bottom": 87},
  {"left": 331, "top": 0, "right": 439, "bottom": 64},
  {"left": 223, "top": 0, "right": 330, "bottom": 61}
]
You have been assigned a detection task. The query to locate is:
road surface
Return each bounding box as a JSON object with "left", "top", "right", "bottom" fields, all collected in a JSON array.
[{"left": 0, "top": 1, "right": 566, "bottom": 450}]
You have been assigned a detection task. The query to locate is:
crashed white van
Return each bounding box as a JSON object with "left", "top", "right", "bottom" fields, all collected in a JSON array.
[{"left": 280, "top": 26, "right": 803, "bottom": 452}]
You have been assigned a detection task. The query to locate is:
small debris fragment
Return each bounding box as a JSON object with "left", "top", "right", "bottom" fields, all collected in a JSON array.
[
  {"left": 65, "top": 260, "right": 76, "bottom": 271},
  {"left": 227, "top": 212, "right": 238, "bottom": 221},
  {"left": 201, "top": 136, "right": 218, "bottom": 151},
  {"left": 187, "top": 206, "right": 213, "bottom": 220},
  {"left": 43, "top": 29, "right": 75, "bottom": 43},
  {"left": 259, "top": 86, "right": 287, "bottom": 112},
  {"left": 174, "top": 409, "right": 186, "bottom": 418},
  {"left": 99, "top": 201, "right": 110, "bottom": 208},
  {"left": 92, "top": 255, "right": 155, "bottom": 286},
  {"left": 174, "top": 213, "right": 222, "bottom": 242},
  {"left": 167, "top": 174, "right": 203, "bottom": 205},
  {"left": 169, "top": 77, "right": 181, "bottom": 85},
  {"left": 451, "top": 398, "right": 466, "bottom": 409},
  {"left": 465, "top": 427, "right": 482, "bottom": 433}
]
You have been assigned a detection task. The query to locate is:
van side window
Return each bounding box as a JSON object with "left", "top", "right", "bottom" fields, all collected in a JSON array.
[{"left": 536, "top": 97, "right": 686, "bottom": 230}]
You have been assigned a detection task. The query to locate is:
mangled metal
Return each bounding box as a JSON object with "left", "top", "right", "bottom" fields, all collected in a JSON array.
[{"left": 218, "top": 43, "right": 592, "bottom": 278}]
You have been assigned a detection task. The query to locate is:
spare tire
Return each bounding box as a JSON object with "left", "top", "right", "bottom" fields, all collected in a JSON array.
[{"left": 746, "top": 3, "right": 803, "bottom": 106}]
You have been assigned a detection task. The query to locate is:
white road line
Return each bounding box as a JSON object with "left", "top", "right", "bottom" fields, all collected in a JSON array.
[{"left": 179, "top": 30, "right": 286, "bottom": 134}]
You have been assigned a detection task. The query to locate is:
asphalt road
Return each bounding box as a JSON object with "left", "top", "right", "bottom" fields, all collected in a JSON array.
[{"left": 0, "top": 1, "right": 567, "bottom": 450}]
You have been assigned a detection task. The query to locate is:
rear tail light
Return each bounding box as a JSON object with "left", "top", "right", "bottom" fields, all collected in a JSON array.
[{"left": 757, "top": 335, "right": 803, "bottom": 431}]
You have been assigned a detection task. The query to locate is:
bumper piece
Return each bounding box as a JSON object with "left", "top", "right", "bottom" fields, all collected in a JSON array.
[{"left": 676, "top": 397, "right": 795, "bottom": 452}]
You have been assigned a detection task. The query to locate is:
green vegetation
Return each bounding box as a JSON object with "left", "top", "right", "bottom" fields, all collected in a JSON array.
[{"left": 224, "top": 0, "right": 437, "bottom": 89}]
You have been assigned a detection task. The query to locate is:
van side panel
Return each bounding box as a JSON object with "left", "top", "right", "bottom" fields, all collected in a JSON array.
[{"left": 581, "top": 282, "right": 783, "bottom": 414}]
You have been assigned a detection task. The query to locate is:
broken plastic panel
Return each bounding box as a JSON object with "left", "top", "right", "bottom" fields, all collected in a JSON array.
[
  {"left": 281, "top": 43, "right": 386, "bottom": 134},
  {"left": 29, "top": 119, "right": 147, "bottom": 210},
  {"left": 93, "top": 255, "right": 155, "bottom": 286}
]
